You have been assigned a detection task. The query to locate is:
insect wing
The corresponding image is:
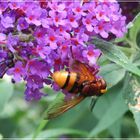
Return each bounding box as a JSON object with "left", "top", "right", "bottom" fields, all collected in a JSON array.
[
  {"left": 71, "top": 60, "right": 95, "bottom": 82},
  {"left": 45, "top": 94, "right": 85, "bottom": 119}
]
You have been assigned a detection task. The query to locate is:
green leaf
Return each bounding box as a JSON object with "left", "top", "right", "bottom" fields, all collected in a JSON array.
[
  {"left": 136, "top": 30, "right": 140, "bottom": 48},
  {"left": 0, "top": 80, "right": 14, "bottom": 114},
  {"left": 0, "top": 134, "right": 3, "bottom": 140},
  {"left": 131, "top": 50, "right": 140, "bottom": 70},
  {"left": 129, "top": 12, "right": 140, "bottom": 46},
  {"left": 32, "top": 120, "right": 49, "bottom": 140},
  {"left": 127, "top": 74, "right": 140, "bottom": 134},
  {"left": 122, "top": 73, "right": 135, "bottom": 106},
  {"left": 92, "top": 37, "right": 140, "bottom": 77},
  {"left": 88, "top": 84, "right": 128, "bottom": 137},
  {"left": 130, "top": 109, "right": 140, "bottom": 135},
  {"left": 100, "top": 64, "right": 125, "bottom": 89},
  {"left": 26, "top": 129, "right": 88, "bottom": 139},
  {"left": 43, "top": 93, "right": 65, "bottom": 119},
  {"left": 93, "top": 83, "right": 123, "bottom": 119},
  {"left": 114, "top": 36, "right": 126, "bottom": 43},
  {"left": 108, "top": 118, "right": 122, "bottom": 138}
]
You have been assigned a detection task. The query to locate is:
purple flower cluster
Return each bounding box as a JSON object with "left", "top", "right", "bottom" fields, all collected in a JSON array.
[{"left": 0, "top": 0, "right": 126, "bottom": 101}]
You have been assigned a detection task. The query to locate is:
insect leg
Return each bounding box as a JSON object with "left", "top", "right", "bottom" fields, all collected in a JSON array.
[
  {"left": 90, "top": 96, "right": 98, "bottom": 112},
  {"left": 70, "top": 46, "right": 74, "bottom": 59},
  {"left": 92, "top": 69, "right": 99, "bottom": 75}
]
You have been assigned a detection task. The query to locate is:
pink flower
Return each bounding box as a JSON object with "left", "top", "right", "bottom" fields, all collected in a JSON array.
[
  {"left": 7, "top": 61, "right": 25, "bottom": 82},
  {"left": 25, "top": 6, "right": 42, "bottom": 26},
  {"left": 72, "top": 3, "right": 86, "bottom": 16},
  {"left": 95, "top": 5, "right": 110, "bottom": 22},
  {"left": 67, "top": 12, "right": 79, "bottom": 28},
  {"left": 45, "top": 29, "right": 58, "bottom": 50},
  {"left": 0, "top": 33, "right": 6, "bottom": 44},
  {"left": 82, "top": 45, "right": 101, "bottom": 65},
  {"left": 83, "top": 14, "right": 98, "bottom": 32},
  {"left": 56, "top": 26, "right": 71, "bottom": 40},
  {"left": 49, "top": 11, "right": 66, "bottom": 27},
  {"left": 94, "top": 21, "right": 110, "bottom": 38},
  {"left": 33, "top": 44, "right": 51, "bottom": 59}
]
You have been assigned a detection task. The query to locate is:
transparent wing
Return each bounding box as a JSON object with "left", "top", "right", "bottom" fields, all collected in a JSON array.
[
  {"left": 71, "top": 60, "right": 95, "bottom": 83},
  {"left": 45, "top": 94, "right": 85, "bottom": 119}
]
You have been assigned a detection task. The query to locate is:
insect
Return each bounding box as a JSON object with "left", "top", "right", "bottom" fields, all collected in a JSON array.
[
  {"left": 46, "top": 58, "right": 107, "bottom": 119},
  {"left": 0, "top": 51, "right": 14, "bottom": 78}
]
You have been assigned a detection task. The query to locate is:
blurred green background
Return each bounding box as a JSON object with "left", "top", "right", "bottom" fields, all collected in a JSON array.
[
  {"left": 0, "top": 67, "right": 139, "bottom": 139},
  {"left": 0, "top": 3, "right": 140, "bottom": 139}
]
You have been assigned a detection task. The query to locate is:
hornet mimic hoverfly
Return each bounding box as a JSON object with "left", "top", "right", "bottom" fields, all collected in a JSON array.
[{"left": 46, "top": 47, "right": 107, "bottom": 119}]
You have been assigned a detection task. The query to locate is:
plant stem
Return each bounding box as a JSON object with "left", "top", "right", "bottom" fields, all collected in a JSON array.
[{"left": 32, "top": 119, "right": 49, "bottom": 140}]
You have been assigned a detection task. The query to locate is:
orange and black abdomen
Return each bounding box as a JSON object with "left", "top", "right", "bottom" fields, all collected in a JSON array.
[{"left": 52, "top": 71, "right": 80, "bottom": 93}]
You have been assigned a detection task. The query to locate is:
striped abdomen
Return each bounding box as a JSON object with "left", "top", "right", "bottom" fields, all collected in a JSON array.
[{"left": 52, "top": 71, "right": 79, "bottom": 93}]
